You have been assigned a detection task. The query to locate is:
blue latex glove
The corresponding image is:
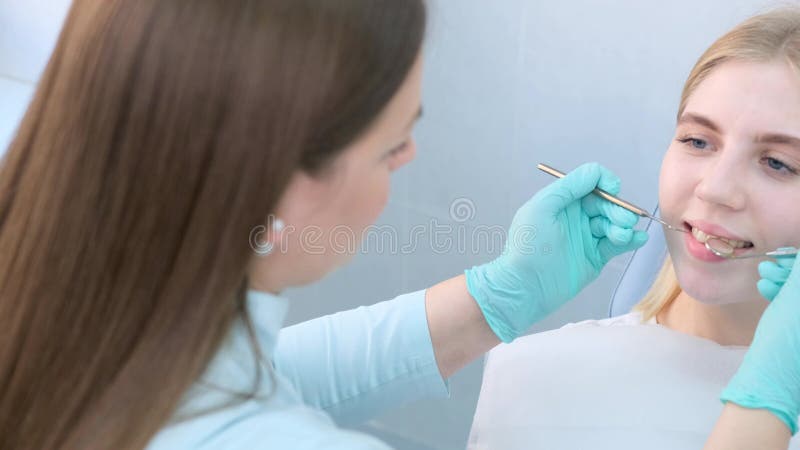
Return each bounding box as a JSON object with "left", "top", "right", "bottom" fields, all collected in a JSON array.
[
  {"left": 721, "top": 254, "right": 800, "bottom": 434},
  {"left": 464, "top": 162, "right": 649, "bottom": 343}
]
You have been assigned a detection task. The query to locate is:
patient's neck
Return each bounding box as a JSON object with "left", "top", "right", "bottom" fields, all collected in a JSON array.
[{"left": 656, "top": 291, "right": 767, "bottom": 346}]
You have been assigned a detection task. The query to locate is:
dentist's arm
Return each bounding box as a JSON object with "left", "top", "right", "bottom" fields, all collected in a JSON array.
[
  {"left": 426, "top": 275, "right": 499, "bottom": 379},
  {"left": 704, "top": 255, "right": 800, "bottom": 450},
  {"left": 426, "top": 163, "right": 648, "bottom": 378},
  {"left": 272, "top": 163, "right": 646, "bottom": 423}
]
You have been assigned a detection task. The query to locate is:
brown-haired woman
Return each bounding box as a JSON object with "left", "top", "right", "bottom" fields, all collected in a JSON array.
[{"left": 0, "top": 0, "right": 654, "bottom": 448}]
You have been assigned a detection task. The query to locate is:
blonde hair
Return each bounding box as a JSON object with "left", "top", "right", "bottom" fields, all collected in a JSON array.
[
  {"left": 632, "top": 255, "right": 681, "bottom": 320},
  {"left": 633, "top": 7, "right": 800, "bottom": 321}
]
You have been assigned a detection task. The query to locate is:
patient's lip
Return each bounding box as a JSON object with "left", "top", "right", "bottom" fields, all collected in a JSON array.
[{"left": 685, "top": 219, "right": 749, "bottom": 242}]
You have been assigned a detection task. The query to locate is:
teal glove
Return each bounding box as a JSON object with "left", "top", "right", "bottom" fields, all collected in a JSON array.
[
  {"left": 757, "top": 257, "right": 795, "bottom": 301},
  {"left": 721, "top": 254, "right": 800, "bottom": 434},
  {"left": 464, "top": 162, "right": 649, "bottom": 343}
]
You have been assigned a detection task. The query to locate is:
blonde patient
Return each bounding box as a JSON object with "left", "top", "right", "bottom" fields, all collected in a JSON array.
[{"left": 468, "top": 8, "right": 800, "bottom": 450}]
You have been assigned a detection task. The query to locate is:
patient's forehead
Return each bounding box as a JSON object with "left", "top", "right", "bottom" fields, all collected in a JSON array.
[{"left": 682, "top": 60, "right": 800, "bottom": 136}]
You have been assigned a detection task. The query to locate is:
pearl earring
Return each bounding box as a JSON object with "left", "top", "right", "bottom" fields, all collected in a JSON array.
[{"left": 249, "top": 216, "right": 285, "bottom": 256}]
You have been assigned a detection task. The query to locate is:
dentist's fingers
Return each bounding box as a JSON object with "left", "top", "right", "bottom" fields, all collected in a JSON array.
[
  {"left": 590, "top": 216, "right": 634, "bottom": 246},
  {"left": 595, "top": 165, "right": 622, "bottom": 195},
  {"left": 756, "top": 257, "right": 798, "bottom": 302},
  {"left": 776, "top": 256, "right": 797, "bottom": 270},
  {"left": 536, "top": 163, "right": 621, "bottom": 213},
  {"left": 597, "top": 230, "right": 649, "bottom": 262},
  {"left": 581, "top": 194, "right": 639, "bottom": 228},
  {"left": 759, "top": 260, "right": 791, "bottom": 284},
  {"left": 757, "top": 279, "right": 783, "bottom": 302}
]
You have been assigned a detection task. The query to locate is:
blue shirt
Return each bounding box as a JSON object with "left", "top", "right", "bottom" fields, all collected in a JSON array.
[{"left": 147, "top": 289, "right": 449, "bottom": 449}]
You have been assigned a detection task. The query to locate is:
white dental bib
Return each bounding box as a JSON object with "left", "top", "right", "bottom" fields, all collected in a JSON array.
[{"left": 468, "top": 312, "right": 800, "bottom": 450}]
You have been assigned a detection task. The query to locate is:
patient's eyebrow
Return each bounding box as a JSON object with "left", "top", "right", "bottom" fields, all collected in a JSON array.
[
  {"left": 678, "top": 112, "right": 722, "bottom": 133},
  {"left": 755, "top": 132, "right": 800, "bottom": 151}
]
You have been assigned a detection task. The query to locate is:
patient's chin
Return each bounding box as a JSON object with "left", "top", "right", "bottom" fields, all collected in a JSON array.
[{"left": 675, "top": 269, "right": 758, "bottom": 306}]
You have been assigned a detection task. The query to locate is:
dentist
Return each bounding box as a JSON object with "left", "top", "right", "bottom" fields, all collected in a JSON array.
[
  {"left": 0, "top": 0, "right": 644, "bottom": 448},
  {"left": 4, "top": 1, "right": 795, "bottom": 449}
]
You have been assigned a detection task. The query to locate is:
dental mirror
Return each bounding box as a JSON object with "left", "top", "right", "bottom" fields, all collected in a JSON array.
[
  {"left": 705, "top": 237, "right": 799, "bottom": 259},
  {"left": 705, "top": 238, "right": 735, "bottom": 257}
]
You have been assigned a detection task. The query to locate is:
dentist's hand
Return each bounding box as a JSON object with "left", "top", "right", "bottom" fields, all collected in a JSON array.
[
  {"left": 757, "top": 256, "right": 795, "bottom": 301},
  {"left": 464, "top": 162, "right": 648, "bottom": 343},
  {"left": 721, "top": 255, "right": 800, "bottom": 434}
]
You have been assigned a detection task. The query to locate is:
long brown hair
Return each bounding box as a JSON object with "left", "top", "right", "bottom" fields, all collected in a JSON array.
[
  {"left": 0, "top": 0, "right": 426, "bottom": 448},
  {"left": 634, "top": 6, "right": 800, "bottom": 321}
]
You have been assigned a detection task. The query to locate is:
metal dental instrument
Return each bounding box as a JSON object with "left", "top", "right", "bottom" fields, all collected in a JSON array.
[
  {"left": 536, "top": 163, "right": 688, "bottom": 233},
  {"left": 704, "top": 238, "right": 798, "bottom": 260},
  {"left": 536, "top": 163, "right": 798, "bottom": 260}
]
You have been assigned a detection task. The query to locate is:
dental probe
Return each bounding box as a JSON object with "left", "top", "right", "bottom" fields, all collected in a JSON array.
[{"left": 537, "top": 163, "right": 688, "bottom": 233}]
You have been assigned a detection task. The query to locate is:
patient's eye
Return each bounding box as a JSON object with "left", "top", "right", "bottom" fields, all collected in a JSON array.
[
  {"left": 390, "top": 141, "right": 409, "bottom": 156},
  {"left": 677, "top": 137, "right": 709, "bottom": 150},
  {"left": 762, "top": 156, "right": 798, "bottom": 176},
  {"left": 386, "top": 141, "right": 409, "bottom": 158}
]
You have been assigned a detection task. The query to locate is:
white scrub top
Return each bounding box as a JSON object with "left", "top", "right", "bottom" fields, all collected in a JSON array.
[{"left": 148, "top": 289, "right": 449, "bottom": 449}]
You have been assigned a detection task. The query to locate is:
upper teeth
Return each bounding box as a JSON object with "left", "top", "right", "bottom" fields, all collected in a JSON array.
[{"left": 691, "top": 227, "right": 751, "bottom": 249}]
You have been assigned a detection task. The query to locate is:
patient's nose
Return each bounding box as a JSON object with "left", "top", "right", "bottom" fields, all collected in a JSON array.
[{"left": 694, "top": 157, "right": 747, "bottom": 211}]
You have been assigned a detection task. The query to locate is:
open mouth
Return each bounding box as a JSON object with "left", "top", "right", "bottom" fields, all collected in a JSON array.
[{"left": 684, "top": 222, "right": 754, "bottom": 250}]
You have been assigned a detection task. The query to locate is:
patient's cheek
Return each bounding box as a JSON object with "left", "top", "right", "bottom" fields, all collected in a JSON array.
[{"left": 657, "top": 150, "right": 684, "bottom": 221}]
